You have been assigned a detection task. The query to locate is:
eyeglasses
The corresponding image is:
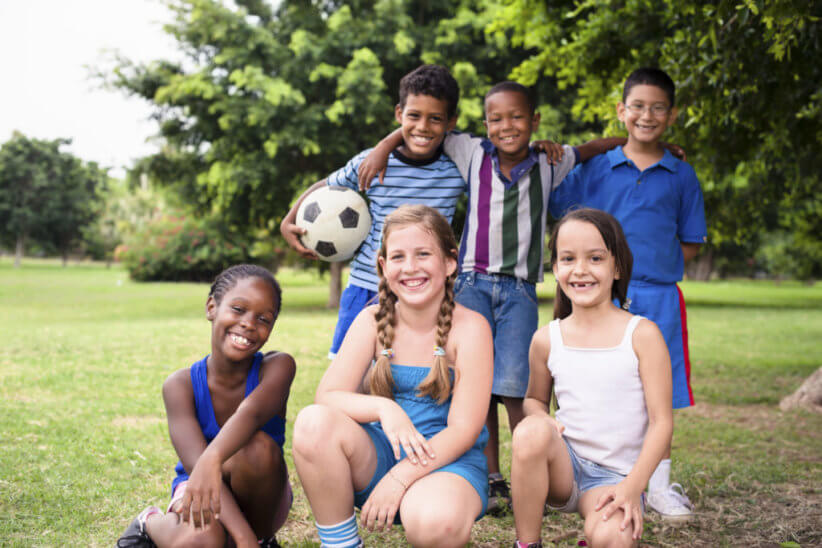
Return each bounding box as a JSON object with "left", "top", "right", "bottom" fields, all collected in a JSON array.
[{"left": 624, "top": 103, "right": 670, "bottom": 116}]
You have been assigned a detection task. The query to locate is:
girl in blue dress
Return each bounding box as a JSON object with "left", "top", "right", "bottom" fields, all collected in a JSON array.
[
  {"left": 117, "top": 264, "right": 295, "bottom": 548},
  {"left": 293, "top": 205, "right": 493, "bottom": 548}
]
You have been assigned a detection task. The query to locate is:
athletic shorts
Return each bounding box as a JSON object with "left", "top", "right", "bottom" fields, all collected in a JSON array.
[
  {"left": 329, "top": 284, "right": 378, "bottom": 359},
  {"left": 454, "top": 271, "right": 538, "bottom": 398},
  {"left": 353, "top": 422, "right": 489, "bottom": 520},
  {"left": 617, "top": 281, "right": 694, "bottom": 409}
]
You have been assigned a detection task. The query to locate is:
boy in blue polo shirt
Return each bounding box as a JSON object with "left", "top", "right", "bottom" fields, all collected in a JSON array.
[
  {"left": 280, "top": 65, "right": 465, "bottom": 358},
  {"left": 550, "top": 67, "right": 707, "bottom": 520}
]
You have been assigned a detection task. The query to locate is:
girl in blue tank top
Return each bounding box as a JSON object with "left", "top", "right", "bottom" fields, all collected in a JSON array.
[
  {"left": 117, "top": 264, "right": 295, "bottom": 548},
  {"left": 293, "top": 205, "right": 493, "bottom": 548},
  {"left": 510, "top": 209, "right": 674, "bottom": 548}
]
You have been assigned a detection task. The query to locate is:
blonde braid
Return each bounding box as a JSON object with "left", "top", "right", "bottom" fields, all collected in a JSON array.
[
  {"left": 370, "top": 276, "right": 397, "bottom": 400},
  {"left": 417, "top": 274, "right": 455, "bottom": 403}
]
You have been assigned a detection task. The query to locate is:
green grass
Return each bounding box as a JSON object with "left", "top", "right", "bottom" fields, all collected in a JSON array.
[{"left": 1, "top": 258, "right": 820, "bottom": 547}]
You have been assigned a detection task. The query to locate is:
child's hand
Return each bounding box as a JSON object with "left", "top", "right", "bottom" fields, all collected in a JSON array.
[
  {"left": 379, "top": 400, "right": 436, "bottom": 465},
  {"left": 662, "top": 141, "right": 687, "bottom": 161},
  {"left": 357, "top": 150, "right": 389, "bottom": 190},
  {"left": 180, "top": 453, "right": 222, "bottom": 529},
  {"left": 360, "top": 471, "right": 407, "bottom": 532},
  {"left": 531, "top": 140, "right": 564, "bottom": 165},
  {"left": 281, "top": 221, "right": 319, "bottom": 260},
  {"left": 594, "top": 481, "right": 644, "bottom": 540}
]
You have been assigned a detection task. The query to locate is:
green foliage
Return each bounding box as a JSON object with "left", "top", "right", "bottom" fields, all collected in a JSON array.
[
  {"left": 0, "top": 132, "right": 105, "bottom": 262},
  {"left": 491, "top": 0, "right": 822, "bottom": 277},
  {"left": 117, "top": 214, "right": 249, "bottom": 282}
]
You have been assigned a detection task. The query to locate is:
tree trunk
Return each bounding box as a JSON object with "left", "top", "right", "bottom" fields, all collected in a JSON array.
[
  {"left": 14, "top": 234, "right": 24, "bottom": 268},
  {"left": 685, "top": 248, "right": 713, "bottom": 281},
  {"left": 779, "top": 366, "right": 822, "bottom": 414},
  {"left": 327, "top": 262, "right": 343, "bottom": 309},
  {"left": 62, "top": 251, "right": 68, "bottom": 267}
]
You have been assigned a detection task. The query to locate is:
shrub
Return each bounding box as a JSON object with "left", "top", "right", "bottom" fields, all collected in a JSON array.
[{"left": 117, "top": 215, "right": 250, "bottom": 282}]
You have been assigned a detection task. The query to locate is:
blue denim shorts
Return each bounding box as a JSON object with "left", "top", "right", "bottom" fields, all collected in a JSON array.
[
  {"left": 549, "top": 439, "right": 641, "bottom": 513},
  {"left": 328, "top": 284, "right": 378, "bottom": 358},
  {"left": 454, "top": 271, "right": 538, "bottom": 398}
]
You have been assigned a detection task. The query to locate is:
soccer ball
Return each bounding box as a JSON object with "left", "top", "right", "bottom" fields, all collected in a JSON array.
[{"left": 295, "top": 186, "right": 371, "bottom": 262}]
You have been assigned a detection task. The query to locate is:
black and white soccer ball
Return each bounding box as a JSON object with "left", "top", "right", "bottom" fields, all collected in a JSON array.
[{"left": 295, "top": 186, "right": 371, "bottom": 262}]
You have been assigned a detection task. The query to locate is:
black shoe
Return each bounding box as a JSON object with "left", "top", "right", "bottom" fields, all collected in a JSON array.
[
  {"left": 116, "top": 506, "right": 160, "bottom": 548},
  {"left": 487, "top": 475, "right": 511, "bottom": 516},
  {"left": 259, "top": 536, "right": 282, "bottom": 548}
]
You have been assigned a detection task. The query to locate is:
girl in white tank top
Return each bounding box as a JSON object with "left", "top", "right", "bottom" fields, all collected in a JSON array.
[{"left": 510, "top": 209, "right": 674, "bottom": 548}]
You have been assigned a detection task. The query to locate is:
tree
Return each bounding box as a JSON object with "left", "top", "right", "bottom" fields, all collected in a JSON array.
[
  {"left": 100, "top": 0, "right": 540, "bottom": 297},
  {"left": 488, "top": 0, "right": 822, "bottom": 278},
  {"left": 0, "top": 133, "right": 102, "bottom": 267}
]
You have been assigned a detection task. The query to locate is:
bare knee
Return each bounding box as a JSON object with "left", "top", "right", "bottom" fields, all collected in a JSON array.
[
  {"left": 231, "top": 430, "right": 282, "bottom": 475},
  {"left": 585, "top": 513, "right": 636, "bottom": 548},
  {"left": 403, "top": 504, "right": 473, "bottom": 547},
  {"left": 292, "top": 404, "right": 339, "bottom": 460},
  {"left": 512, "top": 416, "right": 558, "bottom": 462}
]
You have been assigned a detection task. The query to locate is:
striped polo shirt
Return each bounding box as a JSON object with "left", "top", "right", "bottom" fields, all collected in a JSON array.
[
  {"left": 444, "top": 132, "right": 578, "bottom": 284},
  {"left": 327, "top": 147, "right": 466, "bottom": 292}
]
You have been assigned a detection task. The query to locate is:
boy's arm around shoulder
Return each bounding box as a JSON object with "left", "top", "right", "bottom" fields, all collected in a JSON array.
[
  {"left": 627, "top": 319, "right": 674, "bottom": 491},
  {"left": 358, "top": 128, "right": 403, "bottom": 189}
]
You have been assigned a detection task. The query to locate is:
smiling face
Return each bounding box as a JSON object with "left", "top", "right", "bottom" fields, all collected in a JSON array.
[
  {"left": 617, "top": 84, "right": 677, "bottom": 146},
  {"left": 484, "top": 89, "right": 540, "bottom": 163},
  {"left": 206, "top": 276, "right": 278, "bottom": 364},
  {"left": 395, "top": 93, "right": 456, "bottom": 161},
  {"left": 378, "top": 223, "right": 456, "bottom": 309},
  {"left": 552, "top": 219, "right": 620, "bottom": 312}
]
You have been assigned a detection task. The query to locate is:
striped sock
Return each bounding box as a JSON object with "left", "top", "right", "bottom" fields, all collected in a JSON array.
[{"left": 316, "top": 514, "right": 361, "bottom": 548}]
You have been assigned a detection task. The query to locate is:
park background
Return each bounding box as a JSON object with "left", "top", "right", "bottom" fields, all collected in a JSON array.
[{"left": 0, "top": 0, "right": 820, "bottom": 546}]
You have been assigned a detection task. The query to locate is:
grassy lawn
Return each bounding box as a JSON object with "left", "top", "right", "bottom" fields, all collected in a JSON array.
[{"left": 1, "top": 258, "right": 820, "bottom": 547}]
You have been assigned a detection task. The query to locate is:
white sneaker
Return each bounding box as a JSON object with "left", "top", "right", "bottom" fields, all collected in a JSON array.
[{"left": 647, "top": 483, "right": 694, "bottom": 521}]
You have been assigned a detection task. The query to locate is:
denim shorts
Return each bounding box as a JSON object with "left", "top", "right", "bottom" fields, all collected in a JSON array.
[
  {"left": 454, "top": 271, "right": 538, "bottom": 398},
  {"left": 549, "top": 439, "right": 639, "bottom": 514}
]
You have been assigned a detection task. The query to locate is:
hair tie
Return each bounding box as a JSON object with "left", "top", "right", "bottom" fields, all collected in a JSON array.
[
  {"left": 433, "top": 346, "right": 446, "bottom": 357},
  {"left": 381, "top": 348, "right": 395, "bottom": 358},
  {"left": 622, "top": 297, "right": 632, "bottom": 311}
]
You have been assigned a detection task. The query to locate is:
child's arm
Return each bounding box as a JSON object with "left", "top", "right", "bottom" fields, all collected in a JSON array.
[
  {"left": 594, "top": 319, "right": 673, "bottom": 541},
  {"left": 523, "top": 326, "right": 564, "bottom": 432},
  {"left": 576, "top": 138, "right": 686, "bottom": 162},
  {"left": 357, "top": 128, "right": 403, "bottom": 189},
  {"left": 162, "top": 371, "right": 258, "bottom": 545},
  {"left": 681, "top": 242, "right": 701, "bottom": 262},
  {"left": 279, "top": 180, "right": 326, "bottom": 259}
]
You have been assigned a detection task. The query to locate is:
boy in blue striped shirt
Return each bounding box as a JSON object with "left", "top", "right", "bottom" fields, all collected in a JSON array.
[{"left": 281, "top": 65, "right": 466, "bottom": 358}]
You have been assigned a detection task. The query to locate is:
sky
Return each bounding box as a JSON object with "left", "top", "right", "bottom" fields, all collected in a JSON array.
[{"left": 0, "top": 0, "right": 178, "bottom": 178}]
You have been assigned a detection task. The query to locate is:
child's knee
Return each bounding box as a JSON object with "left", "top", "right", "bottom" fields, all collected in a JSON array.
[
  {"left": 512, "top": 416, "right": 557, "bottom": 460},
  {"left": 402, "top": 503, "right": 473, "bottom": 547},
  {"left": 235, "top": 430, "right": 283, "bottom": 473},
  {"left": 292, "top": 404, "right": 338, "bottom": 458},
  {"left": 585, "top": 512, "right": 636, "bottom": 548}
]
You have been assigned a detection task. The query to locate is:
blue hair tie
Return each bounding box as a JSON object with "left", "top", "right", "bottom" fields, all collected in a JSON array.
[
  {"left": 433, "top": 346, "right": 446, "bottom": 357},
  {"left": 381, "top": 348, "right": 394, "bottom": 358}
]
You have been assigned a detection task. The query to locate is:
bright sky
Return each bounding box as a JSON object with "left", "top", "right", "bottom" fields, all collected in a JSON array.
[{"left": 0, "top": 0, "right": 178, "bottom": 178}]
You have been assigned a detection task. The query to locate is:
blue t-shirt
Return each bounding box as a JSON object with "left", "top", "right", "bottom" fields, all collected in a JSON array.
[
  {"left": 327, "top": 147, "right": 466, "bottom": 292},
  {"left": 549, "top": 146, "right": 707, "bottom": 284}
]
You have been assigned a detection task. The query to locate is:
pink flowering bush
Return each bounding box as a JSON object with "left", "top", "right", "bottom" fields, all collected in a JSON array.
[{"left": 118, "top": 215, "right": 249, "bottom": 282}]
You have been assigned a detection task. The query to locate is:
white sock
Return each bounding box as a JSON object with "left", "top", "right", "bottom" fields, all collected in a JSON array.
[{"left": 648, "top": 458, "right": 671, "bottom": 493}]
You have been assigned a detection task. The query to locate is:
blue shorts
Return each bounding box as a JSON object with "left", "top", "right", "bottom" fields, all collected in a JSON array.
[
  {"left": 329, "top": 284, "right": 378, "bottom": 358},
  {"left": 618, "top": 281, "right": 693, "bottom": 409},
  {"left": 454, "top": 271, "right": 538, "bottom": 398},
  {"left": 354, "top": 423, "right": 489, "bottom": 520},
  {"left": 550, "top": 440, "right": 644, "bottom": 513}
]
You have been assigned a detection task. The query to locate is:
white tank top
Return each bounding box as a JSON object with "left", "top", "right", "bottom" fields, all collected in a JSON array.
[{"left": 549, "top": 315, "right": 647, "bottom": 475}]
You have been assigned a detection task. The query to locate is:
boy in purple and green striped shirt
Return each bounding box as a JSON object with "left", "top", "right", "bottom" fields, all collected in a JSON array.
[{"left": 362, "top": 81, "right": 624, "bottom": 513}]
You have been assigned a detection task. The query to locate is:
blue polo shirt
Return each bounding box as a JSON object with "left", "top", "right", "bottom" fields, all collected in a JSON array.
[{"left": 549, "top": 146, "right": 707, "bottom": 284}]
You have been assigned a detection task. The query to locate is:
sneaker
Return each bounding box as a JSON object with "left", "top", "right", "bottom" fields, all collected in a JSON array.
[
  {"left": 259, "top": 537, "right": 282, "bottom": 548},
  {"left": 487, "top": 475, "right": 511, "bottom": 516},
  {"left": 646, "top": 483, "right": 694, "bottom": 521},
  {"left": 116, "top": 506, "right": 160, "bottom": 547}
]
